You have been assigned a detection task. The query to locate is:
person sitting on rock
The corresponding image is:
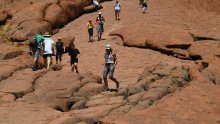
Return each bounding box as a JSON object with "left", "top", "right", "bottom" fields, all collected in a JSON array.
[
  {"left": 42, "top": 33, "right": 54, "bottom": 70},
  {"left": 103, "top": 44, "right": 120, "bottom": 91},
  {"left": 32, "top": 33, "right": 44, "bottom": 71},
  {"left": 87, "top": 19, "right": 94, "bottom": 42},
  {"left": 55, "top": 37, "right": 65, "bottom": 64},
  {"left": 68, "top": 43, "right": 80, "bottom": 73}
]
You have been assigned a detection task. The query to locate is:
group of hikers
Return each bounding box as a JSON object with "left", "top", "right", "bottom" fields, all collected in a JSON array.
[
  {"left": 31, "top": 33, "right": 80, "bottom": 73},
  {"left": 31, "top": 32, "right": 119, "bottom": 91},
  {"left": 87, "top": 0, "right": 121, "bottom": 42},
  {"left": 30, "top": 0, "right": 150, "bottom": 91}
]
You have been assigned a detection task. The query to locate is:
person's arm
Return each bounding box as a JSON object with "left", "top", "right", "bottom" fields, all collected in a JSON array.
[
  {"left": 112, "top": 53, "right": 117, "bottom": 68},
  {"left": 76, "top": 49, "right": 80, "bottom": 59},
  {"left": 102, "top": 16, "right": 105, "bottom": 22}
]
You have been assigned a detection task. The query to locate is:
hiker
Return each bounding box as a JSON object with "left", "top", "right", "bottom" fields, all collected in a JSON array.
[
  {"left": 142, "top": 0, "right": 149, "bottom": 13},
  {"left": 68, "top": 43, "right": 80, "bottom": 73},
  {"left": 55, "top": 37, "right": 65, "bottom": 64},
  {"left": 96, "top": 11, "right": 105, "bottom": 41},
  {"left": 93, "top": 0, "right": 99, "bottom": 9},
  {"left": 32, "top": 33, "right": 44, "bottom": 71},
  {"left": 42, "top": 33, "right": 54, "bottom": 70},
  {"left": 103, "top": 44, "right": 120, "bottom": 91},
  {"left": 114, "top": 0, "right": 121, "bottom": 21},
  {"left": 87, "top": 19, "right": 94, "bottom": 42},
  {"left": 139, "top": 0, "right": 143, "bottom": 7}
]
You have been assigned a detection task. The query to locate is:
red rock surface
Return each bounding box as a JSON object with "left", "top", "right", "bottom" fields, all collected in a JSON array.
[{"left": 0, "top": 0, "right": 219, "bottom": 123}]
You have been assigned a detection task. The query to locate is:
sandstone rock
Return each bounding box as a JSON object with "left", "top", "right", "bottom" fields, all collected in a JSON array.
[
  {"left": 44, "top": 3, "right": 68, "bottom": 29},
  {"left": 0, "top": 93, "right": 16, "bottom": 102},
  {"left": 51, "top": 64, "right": 62, "bottom": 71}
]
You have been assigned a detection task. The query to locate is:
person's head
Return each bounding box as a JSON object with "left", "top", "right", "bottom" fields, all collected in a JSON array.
[
  {"left": 98, "top": 11, "right": 102, "bottom": 17},
  {"left": 58, "top": 37, "right": 61, "bottom": 42},
  {"left": 89, "top": 19, "right": 92, "bottom": 23},
  {"left": 44, "top": 32, "right": 51, "bottom": 38},
  {"left": 105, "top": 44, "right": 112, "bottom": 53},
  {"left": 116, "top": 0, "right": 118, "bottom": 3},
  {"left": 71, "top": 43, "right": 75, "bottom": 49}
]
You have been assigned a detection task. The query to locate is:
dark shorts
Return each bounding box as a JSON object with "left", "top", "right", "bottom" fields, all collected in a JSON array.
[
  {"left": 56, "top": 51, "right": 63, "bottom": 60},
  {"left": 103, "top": 63, "right": 115, "bottom": 79},
  {"left": 115, "top": 10, "right": 120, "bottom": 13},
  {"left": 43, "top": 54, "right": 52, "bottom": 59},
  {"left": 143, "top": 3, "right": 147, "bottom": 7},
  {"left": 88, "top": 28, "right": 93, "bottom": 36},
  {"left": 70, "top": 58, "right": 78, "bottom": 65}
]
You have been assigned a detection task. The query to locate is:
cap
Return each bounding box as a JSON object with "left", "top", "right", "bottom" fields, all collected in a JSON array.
[
  {"left": 105, "top": 44, "right": 111, "bottom": 49},
  {"left": 44, "top": 32, "right": 51, "bottom": 37},
  {"left": 58, "top": 37, "right": 61, "bottom": 39},
  {"left": 99, "top": 11, "right": 102, "bottom": 15},
  {"left": 89, "top": 19, "right": 92, "bottom": 22}
]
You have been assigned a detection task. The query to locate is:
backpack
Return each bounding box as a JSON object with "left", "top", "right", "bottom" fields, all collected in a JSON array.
[{"left": 29, "top": 36, "right": 37, "bottom": 47}]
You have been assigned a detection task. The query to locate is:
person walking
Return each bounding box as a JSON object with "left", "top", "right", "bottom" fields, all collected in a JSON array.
[
  {"left": 142, "top": 0, "right": 149, "bottom": 13},
  {"left": 32, "top": 33, "right": 44, "bottom": 71},
  {"left": 103, "top": 44, "right": 120, "bottom": 91},
  {"left": 68, "top": 44, "right": 80, "bottom": 73},
  {"left": 55, "top": 37, "right": 64, "bottom": 64},
  {"left": 87, "top": 19, "right": 94, "bottom": 42},
  {"left": 114, "top": 0, "right": 121, "bottom": 21},
  {"left": 96, "top": 11, "right": 105, "bottom": 41},
  {"left": 42, "top": 33, "right": 54, "bottom": 70}
]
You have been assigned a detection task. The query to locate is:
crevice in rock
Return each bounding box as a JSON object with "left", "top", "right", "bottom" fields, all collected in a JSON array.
[
  {"left": 53, "top": 106, "right": 64, "bottom": 112},
  {"left": 189, "top": 55, "right": 202, "bottom": 61},
  {"left": 166, "top": 44, "right": 191, "bottom": 50},
  {"left": 66, "top": 100, "right": 75, "bottom": 111},
  {"left": 190, "top": 33, "right": 220, "bottom": 41},
  {"left": 194, "top": 36, "right": 220, "bottom": 41}
]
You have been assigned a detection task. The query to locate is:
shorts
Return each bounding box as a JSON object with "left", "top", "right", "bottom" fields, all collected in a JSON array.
[
  {"left": 88, "top": 28, "right": 93, "bottom": 36},
  {"left": 43, "top": 54, "right": 52, "bottom": 59},
  {"left": 34, "top": 49, "right": 40, "bottom": 59},
  {"left": 143, "top": 3, "right": 147, "bottom": 7},
  {"left": 70, "top": 58, "right": 78, "bottom": 65},
  {"left": 96, "top": 24, "right": 102, "bottom": 33},
  {"left": 103, "top": 63, "right": 115, "bottom": 79},
  {"left": 115, "top": 10, "right": 120, "bottom": 13},
  {"left": 56, "top": 51, "right": 63, "bottom": 60}
]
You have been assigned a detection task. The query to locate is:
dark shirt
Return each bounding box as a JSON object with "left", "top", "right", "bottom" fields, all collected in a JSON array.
[
  {"left": 56, "top": 41, "right": 64, "bottom": 52},
  {"left": 69, "top": 48, "right": 80, "bottom": 59}
]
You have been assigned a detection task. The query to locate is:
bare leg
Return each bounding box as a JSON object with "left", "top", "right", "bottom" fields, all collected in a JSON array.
[
  {"left": 71, "top": 64, "right": 74, "bottom": 72},
  {"left": 115, "top": 12, "right": 117, "bottom": 20},
  {"left": 74, "top": 63, "right": 79, "bottom": 73},
  {"left": 104, "top": 78, "right": 109, "bottom": 90},
  {"left": 47, "top": 56, "right": 51, "bottom": 69},
  {"left": 44, "top": 57, "right": 47, "bottom": 68},
  {"left": 110, "top": 77, "right": 120, "bottom": 89}
]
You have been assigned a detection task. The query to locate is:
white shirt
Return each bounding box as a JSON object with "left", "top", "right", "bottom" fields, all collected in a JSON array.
[
  {"left": 114, "top": 3, "right": 121, "bottom": 10},
  {"left": 43, "top": 37, "right": 54, "bottom": 55}
]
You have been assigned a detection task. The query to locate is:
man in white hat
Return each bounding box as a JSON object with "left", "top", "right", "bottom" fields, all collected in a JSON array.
[
  {"left": 103, "top": 44, "right": 120, "bottom": 91},
  {"left": 96, "top": 11, "right": 105, "bottom": 41}
]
